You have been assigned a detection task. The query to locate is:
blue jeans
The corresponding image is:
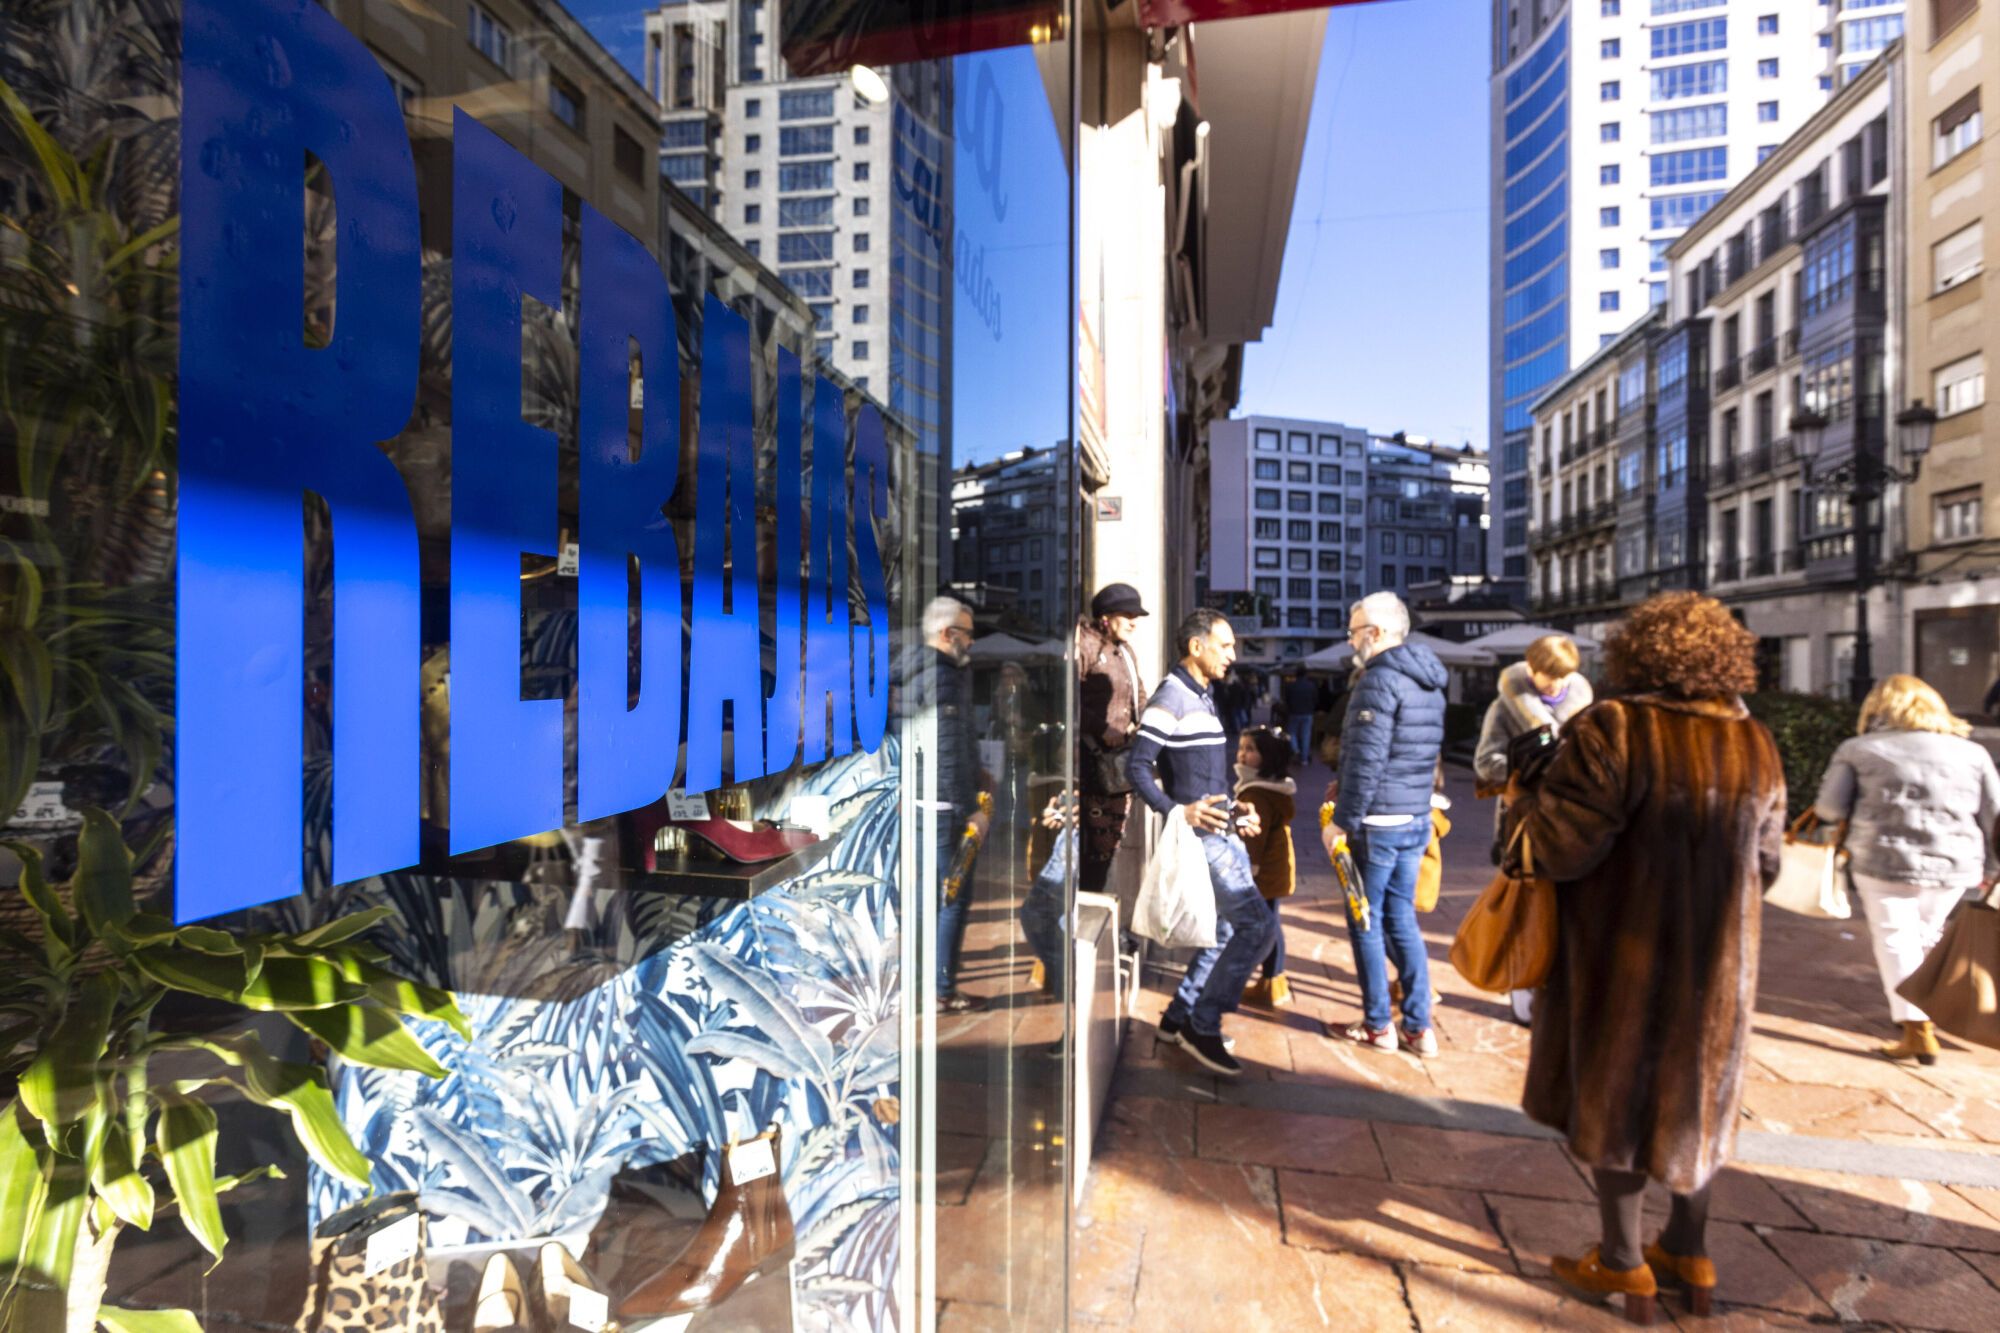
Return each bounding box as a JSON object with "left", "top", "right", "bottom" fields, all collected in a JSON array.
[
  {"left": 1260, "top": 897, "right": 1286, "bottom": 980},
  {"left": 1162, "top": 831, "right": 1273, "bottom": 1037},
  {"left": 1286, "top": 713, "right": 1314, "bottom": 763},
  {"left": 1345, "top": 820, "right": 1434, "bottom": 1033},
  {"left": 1019, "top": 826, "right": 1074, "bottom": 995},
  {"left": 937, "top": 822, "right": 971, "bottom": 994}
]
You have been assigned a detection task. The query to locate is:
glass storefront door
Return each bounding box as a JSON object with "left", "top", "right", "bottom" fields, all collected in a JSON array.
[{"left": 0, "top": 0, "right": 1078, "bottom": 1326}]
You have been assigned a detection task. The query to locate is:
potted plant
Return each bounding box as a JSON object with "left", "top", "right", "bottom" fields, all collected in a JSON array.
[{"left": 0, "top": 809, "right": 468, "bottom": 1333}]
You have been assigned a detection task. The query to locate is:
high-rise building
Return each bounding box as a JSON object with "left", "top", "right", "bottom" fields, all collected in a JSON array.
[
  {"left": 1823, "top": 0, "right": 1906, "bottom": 91},
  {"left": 1490, "top": 0, "right": 1827, "bottom": 591},
  {"left": 640, "top": 2, "right": 947, "bottom": 429},
  {"left": 1207, "top": 416, "right": 1372, "bottom": 663},
  {"left": 950, "top": 444, "right": 1076, "bottom": 635}
]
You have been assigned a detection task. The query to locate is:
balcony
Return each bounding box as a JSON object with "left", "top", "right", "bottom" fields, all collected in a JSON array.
[
  {"left": 1746, "top": 551, "right": 1776, "bottom": 578},
  {"left": 1747, "top": 340, "right": 1777, "bottom": 376},
  {"left": 1715, "top": 359, "right": 1743, "bottom": 393},
  {"left": 1713, "top": 557, "right": 1741, "bottom": 584}
]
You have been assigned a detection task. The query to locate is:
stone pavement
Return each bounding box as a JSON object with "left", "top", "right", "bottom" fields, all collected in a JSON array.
[{"left": 1060, "top": 761, "right": 2000, "bottom": 1332}]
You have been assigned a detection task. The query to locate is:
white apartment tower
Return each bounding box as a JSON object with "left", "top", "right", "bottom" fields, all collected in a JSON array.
[
  {"left": 1490, "top": 0, "right": 1840, "bottom": 587},
  {"left": 642, "top": 1, "right": 946, "bottom": 410}
]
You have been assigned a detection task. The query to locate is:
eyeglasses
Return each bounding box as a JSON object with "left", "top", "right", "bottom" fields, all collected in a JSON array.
[
  {"left": 1347, "top": 623, "right": 1377, "bottom": 641},
  {"left": 946, "top": 625, "right": 972, "bottom": 641}
]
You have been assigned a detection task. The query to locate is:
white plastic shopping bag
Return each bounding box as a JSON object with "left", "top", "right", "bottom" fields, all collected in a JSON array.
[
  {"left": 1132, "top": 806, "right": 1217, "bottom": 949},
  {"left": 1765, "top": 812, "right": 1853, "bottom": 920}
]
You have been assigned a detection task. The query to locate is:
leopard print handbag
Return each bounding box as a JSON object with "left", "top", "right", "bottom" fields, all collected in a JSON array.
[{"left": 295, "top": 1192, "right": 445, "bottom": 1333}]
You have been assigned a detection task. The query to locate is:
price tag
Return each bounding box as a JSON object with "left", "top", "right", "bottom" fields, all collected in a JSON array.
[
  {"left": 727, "top": 1135, "right": 778, "bottom": 1185},
  {"left": 557, "top": 542, "right": 580, "bottom": 576},
  {"left": 566, "top": 1286, "right": 610, "bottom": 1331},
  {"left": 789, "top": 794, "right": 833, "bottom": 836},
  {"left": 10, "top": 781, "right": 73, "bottom": 827},
  {"left": 362, "top": 1210, "right": 422, "bottom": 1275},
  {"left": 666, "top": 789, "right": 711, "bottom": 821}
]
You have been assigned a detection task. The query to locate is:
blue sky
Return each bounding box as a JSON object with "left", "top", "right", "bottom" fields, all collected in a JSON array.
[{"left": 1239, "top": 2, "right": 1492, "bottom": 450}]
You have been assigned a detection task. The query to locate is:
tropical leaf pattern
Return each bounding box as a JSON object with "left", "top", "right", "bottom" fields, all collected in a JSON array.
[{"left": 305, "top": 742, "right": 907, "bottom": 1327}]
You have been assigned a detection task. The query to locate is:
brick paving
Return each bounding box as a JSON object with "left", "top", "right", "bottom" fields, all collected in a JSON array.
[{"left": 1051, "top": 761, "right": 2000, "bottom": 1332}]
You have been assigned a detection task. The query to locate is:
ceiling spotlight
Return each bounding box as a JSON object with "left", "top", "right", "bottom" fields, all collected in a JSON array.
[{"left": 850, "top": 65, "right": 890, "bottom": 105}]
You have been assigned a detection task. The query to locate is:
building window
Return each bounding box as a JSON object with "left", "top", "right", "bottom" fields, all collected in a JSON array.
[
  {"left": 779, "top": 88, "right": 836, "bottom": 119},
  {"left": 746, "top": 133, "right": 763, "bottom": 152},
  {"left": 1602, "top": 0, "right": 1620, "bottom": 15},
  {"left": 1600, "top": 291, "right": 1621, "bottom": 311},
  {"left": 746, "top": 240, "right": 761, "bottom": 259},
  {"left": 852, "top": 340, "right": 869, "bottom": 359},
  {"left": 853, "top": 161, "right": 871, "bottom": 182},
  {"left": 853, "top": 303, "right": 869, "bottom": 322},
  {"left": 1651, "top": 146, "right": 1727, "bottom": 187},
  {"left": 779, "top": 161, "right": 834, "bottom": 191},
  {"left": 744, "top": 204, "right": 761, "bottom": 224},
  {"left": 1602, "top": 38, "right": 1621, "bottom": 58},
  {"left": 1936, "top": 354, "right": 1985, "bottom": 416},
  {"left": 779, "top": 125, "right": 835, "bottom": 156},
  {"left": 1936, "top": 91, "right": 1982, "bottom": 170},
  {"left": 853, "top": 233, "right": 870, "bottom": 253},
  {"left": 745, "top": 98, "right": 762, "bottom": 118},
  {"left": 1934, "top": 487, "right": 1983, "bottom": 543},
  {"left": 1255, "top": 547, "right": 1280, "bottom": 569},
  {"left": 613, "top": 127, "right": 645, "bottom": 185},
  {"left": 1255, "top": 518, "right": 1281, "bottom": 539},
  {"left": 1379, "top": 533, "right": 1395, "bottom": 554},
  {"left": 746, "top": 169, "right": 762, "bottom": 189},
  {"left": 853, "top": 197, "right": 870, "bottom": 217},
  {"left": 1255, "top": 488, "right": 1281, "bottom": 510},
  {"left": 1318, "top": 463, "right": 1340, "bottom": 484},
  {"left": 1288, "top": 550, "right": 1312, "bottom": 571},
  {"left": 1289, "top": 432, "right": 1313, "bottom": 453},
  {"left": 1758, "top": 59, "right": 1778, "bottom": 79},
  {"left": 1650, "top": 103, "right": 1727, "bottom": 144},
  {"left": 1320, "top": 523, "right": 1342, "bottom": 543},
  {"left": 1255, "top": 459, "right": 1281, "bottom": 480},
  {"left": 1650, "top": 191, "right": 1724, "bottom": 230},
  {"left": 778, "top": 195, "right": 834, "bottom": 226},
  {"left": 808, "top": 302, "right": 833, "bottom": 325},
  {"left": 1935, "top": 0, "right": 1978, "bottom": 39},
  {"left": 1650, "top": 60, "right": 1727, "bottom": 102},
  {"left": 1602, "top": 81, "right": 1621, "bottom": 102},
  {"left": 1255, "top": 429, "right": 1280, "bottom": 452},
  {"left": 467, "top": 2, "right": 513, "bottom": 72},
  {"left": 548, "top": 72, "right": 585, "bottom": 131},
  {"left": 1758, "top": 145, "right": 1778, "bottom": 163},
  {"left": 854, "top": 126, "right": 871, "bottom": 145},
  {"left": 1255, "top": 577, "right": 1280, "bottom": 596},
  {"left": 1601, "top": 121, "right": 1622, "bottom": 143},
  {"left": 777, "top": 232, "right": 833, "bottom": 263},
  {"left": 1601, "top": 163, "right": 1620, "bottom": 185},
  {"left": 1758, "top": 101, "right": 1778, "bottom": 124},
  {"left": 1287, "top": 577, "right": 1312, "bottom": 599},
  {"left": 1289, "top": 520, "right": 1312, "bottom": 542},
  {"left": 1651, "top": 20, "right": 1728, "bottom": 61},
  {"left": 1601, "top": 206, "right": 1621, "bottom": 226},
  {"left": 852, "top": 268, "right": 870, "bottom": 289},
  {"left": 1757, "top": 14, "right": 1778, "bottom": 33},
  {"left": 1318, "top": 435, "right": 1341, "bottom": 455},
  {"left": 1318, "top": 493, "right": 1341, "bottom": 514},
  {"left": 1288, "top": 491, "right": 1312, "bottom": 513},
  {"left": 1288, "top": 461, "right": 1312, "bottom": 482},
  {"left": 1818, "top": 74, "right": 1833, "bottom": 92},
  {"left": 1934, "top": 221, "right": 1984, "bottom": 293}
]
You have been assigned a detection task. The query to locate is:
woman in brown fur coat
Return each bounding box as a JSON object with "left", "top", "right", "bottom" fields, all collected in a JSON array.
[{"left": 1501, "top": 593, "right": 1787, "bottom": 1323}]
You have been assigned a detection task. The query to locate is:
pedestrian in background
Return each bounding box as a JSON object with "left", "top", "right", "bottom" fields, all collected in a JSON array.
[
  {"left": 1813, "top": 673, "right": 2000, "bottom": 1066},
  {"left": 1501, "top": 592, "right": 1786, "bottom": 1322},
  {"left": 1282, "top": 669, "right": 1319, "bottom": 769},
  {"left": 1129, "top": 609, "right": 1271, "bottom": 1076},
  {"left": 1473, "top": 633, "right": 1594, "bottom": 1025},
  {"left": 1075, "top": 583, "right": 1150, "bottom": 894},
  {"left": 1234, "top": 726, "right": 1297, "bottom": 1008},
  {"left": 1321, "top": 592, "right": 1448, "bottom": 1057}
]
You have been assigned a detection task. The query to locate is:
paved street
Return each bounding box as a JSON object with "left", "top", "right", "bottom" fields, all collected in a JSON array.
[{"left": 1009, "top": 761, "right": 2000, "bottom": 1331}]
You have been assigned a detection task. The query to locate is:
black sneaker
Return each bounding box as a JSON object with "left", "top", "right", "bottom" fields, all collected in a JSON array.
[
  {"left": 1157, "top": 1013, "right": 1187, "bottom": 1046},
  {"left": 1182, "top": 1029, "right": 1243, "bottom": 1076}
]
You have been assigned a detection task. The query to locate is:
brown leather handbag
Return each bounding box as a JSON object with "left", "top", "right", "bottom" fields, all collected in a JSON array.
[
  {"left": 1449, "top": 825, "right": 1557, "bottom": 993},
  {"left": 1414, "top": 808, "right": 1452, "bottom": 912}
]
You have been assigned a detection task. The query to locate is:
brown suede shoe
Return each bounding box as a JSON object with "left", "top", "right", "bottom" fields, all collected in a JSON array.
[
  {"left": 1643, "top": 1240, "right": 1717, "bottom": 1316},
  {"left": 1551, "top": 1246, "right": 1658, "bottom": 1325}
]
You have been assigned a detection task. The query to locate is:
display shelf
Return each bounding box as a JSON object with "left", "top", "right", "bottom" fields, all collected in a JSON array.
[{"left": 624, "top": 830, "right": 840, "bottom": 900}]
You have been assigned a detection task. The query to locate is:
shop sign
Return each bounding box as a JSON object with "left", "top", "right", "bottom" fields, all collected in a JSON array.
[{"left": 175, "top": 0, "right": 893, "bottom": 921}]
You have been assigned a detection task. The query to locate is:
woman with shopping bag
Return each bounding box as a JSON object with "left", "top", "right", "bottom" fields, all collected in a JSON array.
[
  {"left": 1811, "top": 674, "right": 2000, "bottom": 1066},
  {"left": 1496, "top": 593, "right": 1787, "bottom": 1324}
]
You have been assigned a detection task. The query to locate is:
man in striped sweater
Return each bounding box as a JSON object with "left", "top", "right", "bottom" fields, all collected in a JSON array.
[{"left": 1125, "top": 607, "right": 1271, "bottom": 1075}]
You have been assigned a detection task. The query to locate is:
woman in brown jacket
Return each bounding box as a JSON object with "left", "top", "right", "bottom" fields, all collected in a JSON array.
[{"left": 1502, "top": 593, "right": 1787, "bottom": 1324}]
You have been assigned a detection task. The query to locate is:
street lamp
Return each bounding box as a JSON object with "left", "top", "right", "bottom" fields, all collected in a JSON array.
[{"left": 1786, "top": 401, "right": 1928, "bottom": 704}]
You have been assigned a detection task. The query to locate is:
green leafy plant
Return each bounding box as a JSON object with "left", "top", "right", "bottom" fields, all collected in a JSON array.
[
  {"left": 1746, "top": 691, "right": 1860, "bottom": 820},
  {"left": 0, "top": 811, "right": 468, "bottom": 1333}
]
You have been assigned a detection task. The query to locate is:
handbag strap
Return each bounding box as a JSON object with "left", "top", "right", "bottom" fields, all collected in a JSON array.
[
  {"left": 1787, "top": 809, "right": 1819, "bottom": 841},
  {"left": 1500, "top": 818, "right": 1535, "bottom": 878}
]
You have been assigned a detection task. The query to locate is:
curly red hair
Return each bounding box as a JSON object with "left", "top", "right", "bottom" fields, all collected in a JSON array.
[{"left": 1604, "top": 591, "right": 1759, "bottom": 699}]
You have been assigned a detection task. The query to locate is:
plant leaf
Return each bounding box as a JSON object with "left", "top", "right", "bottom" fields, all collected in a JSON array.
[
  {"left": 88, "top": 1083, "right": 153, "bottom": 1233},
  {"left": 236, "top": 955, "right": 368, "bottom": 1012},
  {"left": 97, "top": 1305, "right": 204, "bottom": 1333},
  {"left": 153, "top": 1092, "right": 225, "bottom": 1261},
  {"left": 323, "top": 953, "right": 471, "bottom": 1040},
  {"left": 288, "top": 906, "right": 396, "bottom": 949},
  {"left": 0, "top": 1103, "right": 50, "bottom": 1313},
  {"left": 19, "top": 971, "right": 116, "bottom": 1142},
  {"left": 182, "top": 1035, "right": 371, "bottom": 1188},
  {"left": 2, "top": 840, "right": 74, "bottom": 959},
  {"left": 6, "top": 1138, "right": 87, "bottom": 1332},
  {"left": 283, "top": 1005, "right": 447, "bottom": 1078},
  {"left": 128, "top": 948, "right": 246, "bottom": 1001},
  {"left": 72, "top": 809, "right": 135, "bottom": 936}
]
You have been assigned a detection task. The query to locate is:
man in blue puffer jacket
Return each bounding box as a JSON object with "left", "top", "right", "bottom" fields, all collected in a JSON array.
[{"left": 1322, "top": 592, "right": 1448, "bottom": 1058}]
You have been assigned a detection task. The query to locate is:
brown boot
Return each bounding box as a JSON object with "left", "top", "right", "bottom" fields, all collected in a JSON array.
[
  {"left": 1242, "top": 977, "right": 1275, "bottom": 1007},
  {"left": 1880, "top": 1020, "right": 1941, "bottom": 1066},
  {"left": 1267, "top": 974, "right": 1293, "bottom": 1007},
  {"left": 1551, "top": 1246, "right": 1657, "bottom": 1325},
  {"left": 615, "top": 1128, "right": 796, "bottom": 1318},
  {"left": 1643, "top": 1240, "right": 1717, "bottom": 1316}
]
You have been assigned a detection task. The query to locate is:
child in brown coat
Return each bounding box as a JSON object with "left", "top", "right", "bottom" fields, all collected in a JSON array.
[{"left": 1235, "top": 726, "right": 1297, "bottom": 1007}]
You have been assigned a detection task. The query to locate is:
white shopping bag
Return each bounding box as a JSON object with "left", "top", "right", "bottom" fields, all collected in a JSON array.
[
  {"left": 1132, "top": 807, "right": 1217, "bottom": 949},
  {"left": 1765, "top": 813, "right": 1853, "bottom": 920}
]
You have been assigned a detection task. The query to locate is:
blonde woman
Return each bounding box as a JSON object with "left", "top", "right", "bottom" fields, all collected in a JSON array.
[{"left": 1814, "top": 674, "right": 2000, "bottom": 1065}]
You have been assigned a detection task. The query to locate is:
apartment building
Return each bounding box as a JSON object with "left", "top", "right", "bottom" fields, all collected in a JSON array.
[
  {"left": 1366, "top": 435, "right": 1494, "bottom": 601},
  {"left": 1901, "top": 0, "right": 1999, "bottom": 714},
  {"left": 1492, "top": 0, "right": 1830, "bottom": 596},
  {"left": 951, "top": 445, "right": 1076, "bottom": 635},
  {"left": 1825, "top": 0, "right": 1909, "bottom": 89},
  {"left": 1526, "top": 310, "right": 1660, "bottom": 643},
  {"left": 1680, "top": 53, "right": 1896, "bottom": 692},
  {"left": 1208, "top": 416, "right": 1372, "bottom": 662}
]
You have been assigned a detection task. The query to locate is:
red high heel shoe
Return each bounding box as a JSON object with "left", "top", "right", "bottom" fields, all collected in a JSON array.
[{"left": 672, "top": 815, "right": 819, "bottom": 864}]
